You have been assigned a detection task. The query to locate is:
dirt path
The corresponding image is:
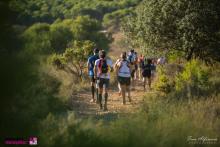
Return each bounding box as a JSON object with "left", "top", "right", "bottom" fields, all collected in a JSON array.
[
  {"left": 70, "top": 31, "right": 149, "bottom": 120},
  {"left": 70, "top": 80, "right": 151, "bottom": 120}
]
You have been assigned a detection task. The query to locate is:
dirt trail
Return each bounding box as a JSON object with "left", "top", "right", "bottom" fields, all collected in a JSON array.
[
  {"left": 70, "top": 31, "right": 149, "bottom": 120},
  {"left": 70, "top": 80, "right": 151, "bottom": 120}
]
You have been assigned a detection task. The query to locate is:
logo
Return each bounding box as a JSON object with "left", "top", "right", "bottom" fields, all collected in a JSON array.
[
  {"left": 187, "top": 136, "right": 218, "bottom": 144},
  {"left": 29, "top": 137, "right": 38, "bottom": 145},
  {"left": 4, "top": 136, "right": 38, "bottom": 145}
]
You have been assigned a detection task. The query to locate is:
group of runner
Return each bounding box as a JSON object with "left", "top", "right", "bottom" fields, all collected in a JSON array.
[{"left": 87, "top": 48, "right": 165, "bottom": 111}]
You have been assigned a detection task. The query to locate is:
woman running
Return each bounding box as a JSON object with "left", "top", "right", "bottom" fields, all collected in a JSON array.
[{"left": 116, "top": 52, "right": 131, "bottom": 104}]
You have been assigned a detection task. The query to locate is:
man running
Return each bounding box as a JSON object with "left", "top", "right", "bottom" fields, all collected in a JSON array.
[
  {"left": 87, "top": 48, "right": 99, "bottom": 103},
  {"left": 142, "top": 58, "right": 153, "bottom": 91},
  {"left": 94, "top": 50, "right": 113, "bottom": 111},
  {"left": 115, "top": 52, "right": 131, "bottom": 104}
]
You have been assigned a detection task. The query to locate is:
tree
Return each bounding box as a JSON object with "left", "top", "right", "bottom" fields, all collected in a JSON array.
[
  {"left": 50, "top": 23, "right": 73, "bottom": 53},
  {"left": 22, "top": 23, "right": 52, "bottom": 54},
  {"left": 71, "top": 15, "right": 111, "bottom": 50},
  {"left": 71, "top": 15, "right": 101, "bottom": 40},
  {"left": 122, "top": 0, "right": 220, "bottom": 62},
  {"left": 50, "top": 40, "right": 96, "bottom": 80}
]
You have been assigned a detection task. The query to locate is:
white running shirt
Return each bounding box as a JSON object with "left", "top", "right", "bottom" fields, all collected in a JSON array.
[{"left": 117, "top": 60, "right": 131, "bottom": 77}]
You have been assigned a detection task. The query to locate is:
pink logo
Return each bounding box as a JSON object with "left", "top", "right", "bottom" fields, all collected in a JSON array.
[{"left": 29, "top": 137, "right": 37, "bottom": 145}]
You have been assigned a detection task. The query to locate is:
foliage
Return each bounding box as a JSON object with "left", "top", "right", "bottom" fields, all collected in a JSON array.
[
  {"left": 166, "top": 50, "right": 185, "bottom": 63},
  {"left": 154, "top": 65, "right": 179, "bottom": 93},
  {"left": 155, "top": 60, "right": 212, "bottom": 99},
  {"left": 10, "top": 0, "right": 142, "bottom": 25},
  {"left": 49, "top": 40, "right": 96, "bottom": 80},
  {"left": 22, "top": 23, "right": 53, "bottom": 54},
  {"left": 103, "top": 8, "right": 134, "bottom": 28},
  {"left": 122, "top": 0, "right": 220, "bottom": 62},
  {"left": 38, "top": 94, "right": 220, "bottom": 147},
  {"left": 50, "top": 23, "right": 73, "bottom": 53},
  {"left": 22, "top": 16, "right": 109, "bottom": 54},
  {"left": 2, "top": 0, "right": 220, "bottom": 146},
  {"left": 175, "top": 60, "right": 209, "bottom": 98}
]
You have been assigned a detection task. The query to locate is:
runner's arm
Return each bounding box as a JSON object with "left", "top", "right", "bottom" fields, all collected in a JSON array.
[
  {"left": 109, "top": 59, "right": 114, "bottom": 72},
  {"left": 114, "top": 59, "right": 120, "bottom": 70},
  {"left": 94, "top": 61, "right": 97, "bottom": 79}
]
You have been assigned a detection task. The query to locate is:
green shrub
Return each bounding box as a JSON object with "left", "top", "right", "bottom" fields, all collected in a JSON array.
[
  {"left": 155, "top": 60, "right": 210, "bottom": 98},
  {"left": 175, "top": 60, "right": 209, "bottom": 98},
  {"left": 22, "top": 23, "right": 53, "bottom": 54},
  {"left": 155, "top": 70, "right": 173, "bottom": 93},
  {"left": 166, "top": 50, "right": 185, "bottom": 63},
  {"left": 154, "top": 65, "right": 180, "bottom": 93},
  {"left": 103, "top": 8, "right": 133, "bottom": 28},
  {"left": 38, "top": 93, "right": 220, "bottom": 147}
]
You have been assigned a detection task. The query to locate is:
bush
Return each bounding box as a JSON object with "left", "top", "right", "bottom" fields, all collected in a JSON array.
[
  {"left": 50, "top": 23, "right": 73, "bottom": 53},
  {"left": 103, "top": 8, "right": 133, "bottom": 28},
  {"left": 22, "top": 23, "right": 53, "bottom": 54},
  {"left": 155, "top": 60, "right": 211, "bottom": 99},
  {"left": 154, "top": 64, "right": 183, "bottom": 93},
  {"left": 175, "top": 60, "right": 209, "bottom": 98},
  {"left": 38, "top": 93, "right": 220, "bottom": 147},
  {"left": 155, "top": 67, "right": 173, "bottom": 93}
]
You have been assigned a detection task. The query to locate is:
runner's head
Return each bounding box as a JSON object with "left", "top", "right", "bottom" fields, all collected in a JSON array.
[
  {"left": 99, "top": 50, "right": 106, "bottom": 59},
  {"left": 93, "top": 48, "right": 99, "bottom": 55},
  {"left": 120, "top": 52, "right": 127, "bottom": 60},
  {"left": 130, "top": 49, "right": 134, "bottom": 53},
  {"left": 147, "top": 59, "right": 152, "bottom": 64}
]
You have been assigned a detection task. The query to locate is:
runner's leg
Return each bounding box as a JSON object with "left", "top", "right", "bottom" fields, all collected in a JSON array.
[
  {"left": 118, "top": 82, "right": 121, "bottom": 96},
  {"left": 104, "top": 79, "right": 109, "bottom": 111},
  {"left": 90, "top": 76, "right": 95, "bottom": 102},
  {"left": 121, "top": 84, "right": 126, "bottom": 104},
  {"left": 131, "top": 70, "right": 135, "bottom": 90},
  {"left": 143, "top": 77, "right": 146, "bottom": 91},
  {"left": 148, "top": 76, "right": 151, "bottom": 90},
  {"left": 126, "top": 77, "right": 131, "bottom": 102},
  {"left": 98, "top": 78, "right": 103, "bottom": 109},
  {"left": 138, "top": 67, "right": 141, "bottom": 80},
  {"left": 95, "top": 79, "right": 99, "bottom": 104}
]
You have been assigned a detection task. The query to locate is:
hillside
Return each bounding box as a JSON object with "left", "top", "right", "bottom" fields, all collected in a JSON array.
[{"left": 1, "top": 0, "right": 220, "bottom": 146}]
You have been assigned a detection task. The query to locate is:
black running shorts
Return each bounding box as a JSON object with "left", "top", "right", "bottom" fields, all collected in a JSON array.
[
  {"left": 118, "top": 76, "right": 131, "bottom": 86},
  {"left": 97, "top": 78, "right": 109, "bottom": 88}
]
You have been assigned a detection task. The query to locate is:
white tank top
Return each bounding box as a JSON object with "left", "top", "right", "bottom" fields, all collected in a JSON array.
[{"left": 118, "top": 60, "right": 131, "bottom": 77}]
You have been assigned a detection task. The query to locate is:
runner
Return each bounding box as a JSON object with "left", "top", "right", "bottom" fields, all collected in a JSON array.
[
  {"left": 134, "top": 52, "right": 138, "bottom": 80},
  {"left": 142, "top": 58, "right": 153, "bottom": 91},
  {"left": 138, "top": 54, "right": 144, "bottom": 80},
  {"left": 127, "top": 49, "right": 136, "bottom": 90},
  {"left": 87, "top": 48, "right": 99, "bottom": 103},
  {"left": 114, "top": 58, "right": 122, "bottom": 96},
  {"left": 115, "top": 52, "right": 131, "bottom": 104},
  {"left": 94, "top": 50, "right": 113, "bottom": 111},
  {"left": 157, "top": 56, "right": 166, "bottom": 65}
]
